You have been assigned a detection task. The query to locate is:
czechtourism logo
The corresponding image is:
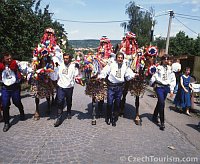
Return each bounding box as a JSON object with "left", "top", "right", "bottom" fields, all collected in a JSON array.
[{"left": 120, "top": 155, "right": 199, "bottom": 163}]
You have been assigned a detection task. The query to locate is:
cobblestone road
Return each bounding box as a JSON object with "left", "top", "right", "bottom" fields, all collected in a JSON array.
[{"left": 0, "top": 84, "right": 199, "bottom": 163}]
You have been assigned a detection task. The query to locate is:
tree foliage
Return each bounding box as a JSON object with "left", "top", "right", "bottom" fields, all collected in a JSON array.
[
  {"left": 122, "top": 1, "right": 155, "bottom": 47},
  {"left": 167, "top": 31, "right": 199, "bottom": 56},
  {"left": 0, "top": 0, "right": 70, "bottom": 61},
  {"left": 123, "top": 1, "right": 200, "bottom": 56}
]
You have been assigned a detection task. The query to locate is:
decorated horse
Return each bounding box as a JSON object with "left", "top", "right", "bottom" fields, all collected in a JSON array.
[
  {"left": 120, "top": 31, "right": 138, "bottom": 67},
  {"left": 80, "top": 52, "right": 106, "bottom": 125},
  {"left": 29, "top": 28, "right": 62, "bottom": 120},
  {"left": 97, "top": 36, "right": 113, "bottom": 59},
  {"left": 119, "top": 32, "right": 158, "bottom": 125},
  {"left": 81, "top": 36, "right": 113, "bottom": 125}
]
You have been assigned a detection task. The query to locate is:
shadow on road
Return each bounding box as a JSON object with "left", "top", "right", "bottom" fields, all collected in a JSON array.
[
  {"left": 122, "top": 103, "right": 135, "bottom": 119},
  {"left": 169, "top": 105, "right": 183, "bottom": 114},
  {"left": 10, "top": 113, "right": 33, "bottom": 126},
  {"left": 186, "top": 124, "right": 200, "bottom": 132},
  {"left": 147, "top": 94, "right": 157, "bottom": 98}
]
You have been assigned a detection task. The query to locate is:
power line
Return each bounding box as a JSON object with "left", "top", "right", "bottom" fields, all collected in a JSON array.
[
  {"left": 174, "top": 17, "right": 198, "bottom": 35},
  {"left": 175, "top": 12, "right": 200, "bottom": 19},
  {"left": 176, "top": 15, "right": 200, "bottom": 22},
  {"left": 52, "top": 13, "right": 168, "bottom": 24},
  {"left": 52, "top": 18, "right": 129, "bottom": 23},
  {"left": 155, "top": 13, "right": 168, "bottom": 17}
]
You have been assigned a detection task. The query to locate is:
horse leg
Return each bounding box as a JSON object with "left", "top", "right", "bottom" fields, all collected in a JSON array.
[
  {"left": 134, "top": 96, "right": 141, "bottom": 125},
  {"left": 34, "top": 97, "right": 40, "bottom": 120},
  {"left": 51, "top": 93, "right": 55, "bottom": 106},
  {"left": 119, "top": 82, "right": 129, "bottom": 117},
  {"left": 97, "top": 100, "right": 104, "bottom": 118},
  {"left": 91, "top": 97, "right": 96, "bottom": 125},
  {"left": 120, "top": 93, "right": 126, "bottom": 117},
  {"left": 46, "top": 96, "right": 51, "bottom": 115}
]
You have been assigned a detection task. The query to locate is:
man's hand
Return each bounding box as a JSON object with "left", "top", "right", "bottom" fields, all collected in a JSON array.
[{"left": 169, "top": 91, "right": 174, "bottom": 98}]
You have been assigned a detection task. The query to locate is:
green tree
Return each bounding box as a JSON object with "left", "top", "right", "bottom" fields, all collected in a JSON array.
[
  {"left": 153, "top": 37, "right": 166, "bottom": 50},
  {"left": 169, "top": 31, "right": 195, "bottom": 56},
  {"left": 121, "top": 1, "right": 155, "bottom": 47},
  {"left": 194, "top": 35, "right": 200, "bottom": 56},
  {"left": 0, "top": 0, "right": 70, "bottom": 60}
]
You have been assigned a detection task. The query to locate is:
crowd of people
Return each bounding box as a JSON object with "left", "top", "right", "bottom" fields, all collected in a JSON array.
[{"left": 0, "top": 29, "right": 199, "bottom": 132}]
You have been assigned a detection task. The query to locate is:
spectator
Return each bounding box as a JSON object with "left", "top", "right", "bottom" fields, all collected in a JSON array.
[
  {"left": 174, "top": 67, "right": 193, "bottom": 116},
  {"left": 172, "top": 59, "right": 182, "bottom": 94}
]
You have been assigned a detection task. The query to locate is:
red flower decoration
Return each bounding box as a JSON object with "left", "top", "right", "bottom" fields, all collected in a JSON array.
[
  {"left": 9, "top": 60, "right": 18, "bottom": 71},
  {"left": 0, "top": 63, "right": 5, "bottom": 71}
]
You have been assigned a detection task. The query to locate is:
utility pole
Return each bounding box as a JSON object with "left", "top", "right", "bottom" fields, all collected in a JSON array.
[
  {"left": 150, "top": 16, "right": 155, "bottom": 45},
  {"left": 165, "top": 10, "right": 174, "bottom": 54}
]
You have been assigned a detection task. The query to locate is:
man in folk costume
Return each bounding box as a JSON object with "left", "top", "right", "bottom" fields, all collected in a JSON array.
[
  {"left": 98, "top": 52, "right": 136, "bottom": 126},
  {"left": 150, "top": 54, "right": 176, "bottom": 130},
  {"left": 54, "top": 53, "right": 79, "bottom": 127},
  {"left": 0, "top": 53, "right": 25, "bottom": 132}
]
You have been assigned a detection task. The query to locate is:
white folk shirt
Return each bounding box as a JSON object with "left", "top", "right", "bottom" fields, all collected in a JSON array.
[
  {"left": 57, "top": 62, "right": 79, "bottom": 88},
  {"left": 150, "top": 65, "right": 176, "bottom": 92},
  {"left": 2, "top": 66, "right": 16, "bottom": 86},
  {"left": 49, "top": 66, "right": 59, "bottom": 81},
  {"left": 98, "top": 61, "right": 135, "bottom": 83}
]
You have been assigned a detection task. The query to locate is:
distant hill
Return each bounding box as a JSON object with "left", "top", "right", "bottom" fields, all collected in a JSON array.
[{"left": 69, "top": 40, "right": 121, "bottom": 48}]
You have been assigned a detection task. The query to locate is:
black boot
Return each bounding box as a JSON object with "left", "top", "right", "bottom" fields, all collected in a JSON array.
[
  {"left": 159, "top": 109, "right": 165, "bottom": 130},
  {"left": 111, "top": 113, "right": 116, "bottom": 127},
  {"left": 105, "top": 105, "right": 111, "bottom": 125},
  {"left": 111, "top": 117, "right": 116, "bottom": 127},
  {"left": 18, "top": 106, "right": 25, "bottom": 121},
  {"left": 105, "top": 117, "right": 110, "bottom": 125},
  {"left": 54, "top": 116, "right": 62, "bottom": 127},
  {"left": 160, "top": 122, "right": 165, "bottom": 131},
  {"left": 54, "top": 109, "right": 63, "bottom": 127},
  {"left": 3, "top": 123, "right": 10, "bottom": 132}
]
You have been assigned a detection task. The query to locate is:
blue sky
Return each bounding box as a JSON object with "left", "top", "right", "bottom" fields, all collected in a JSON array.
[{"left": 41, "top": 0, "right": 200, "bottom": 40}]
